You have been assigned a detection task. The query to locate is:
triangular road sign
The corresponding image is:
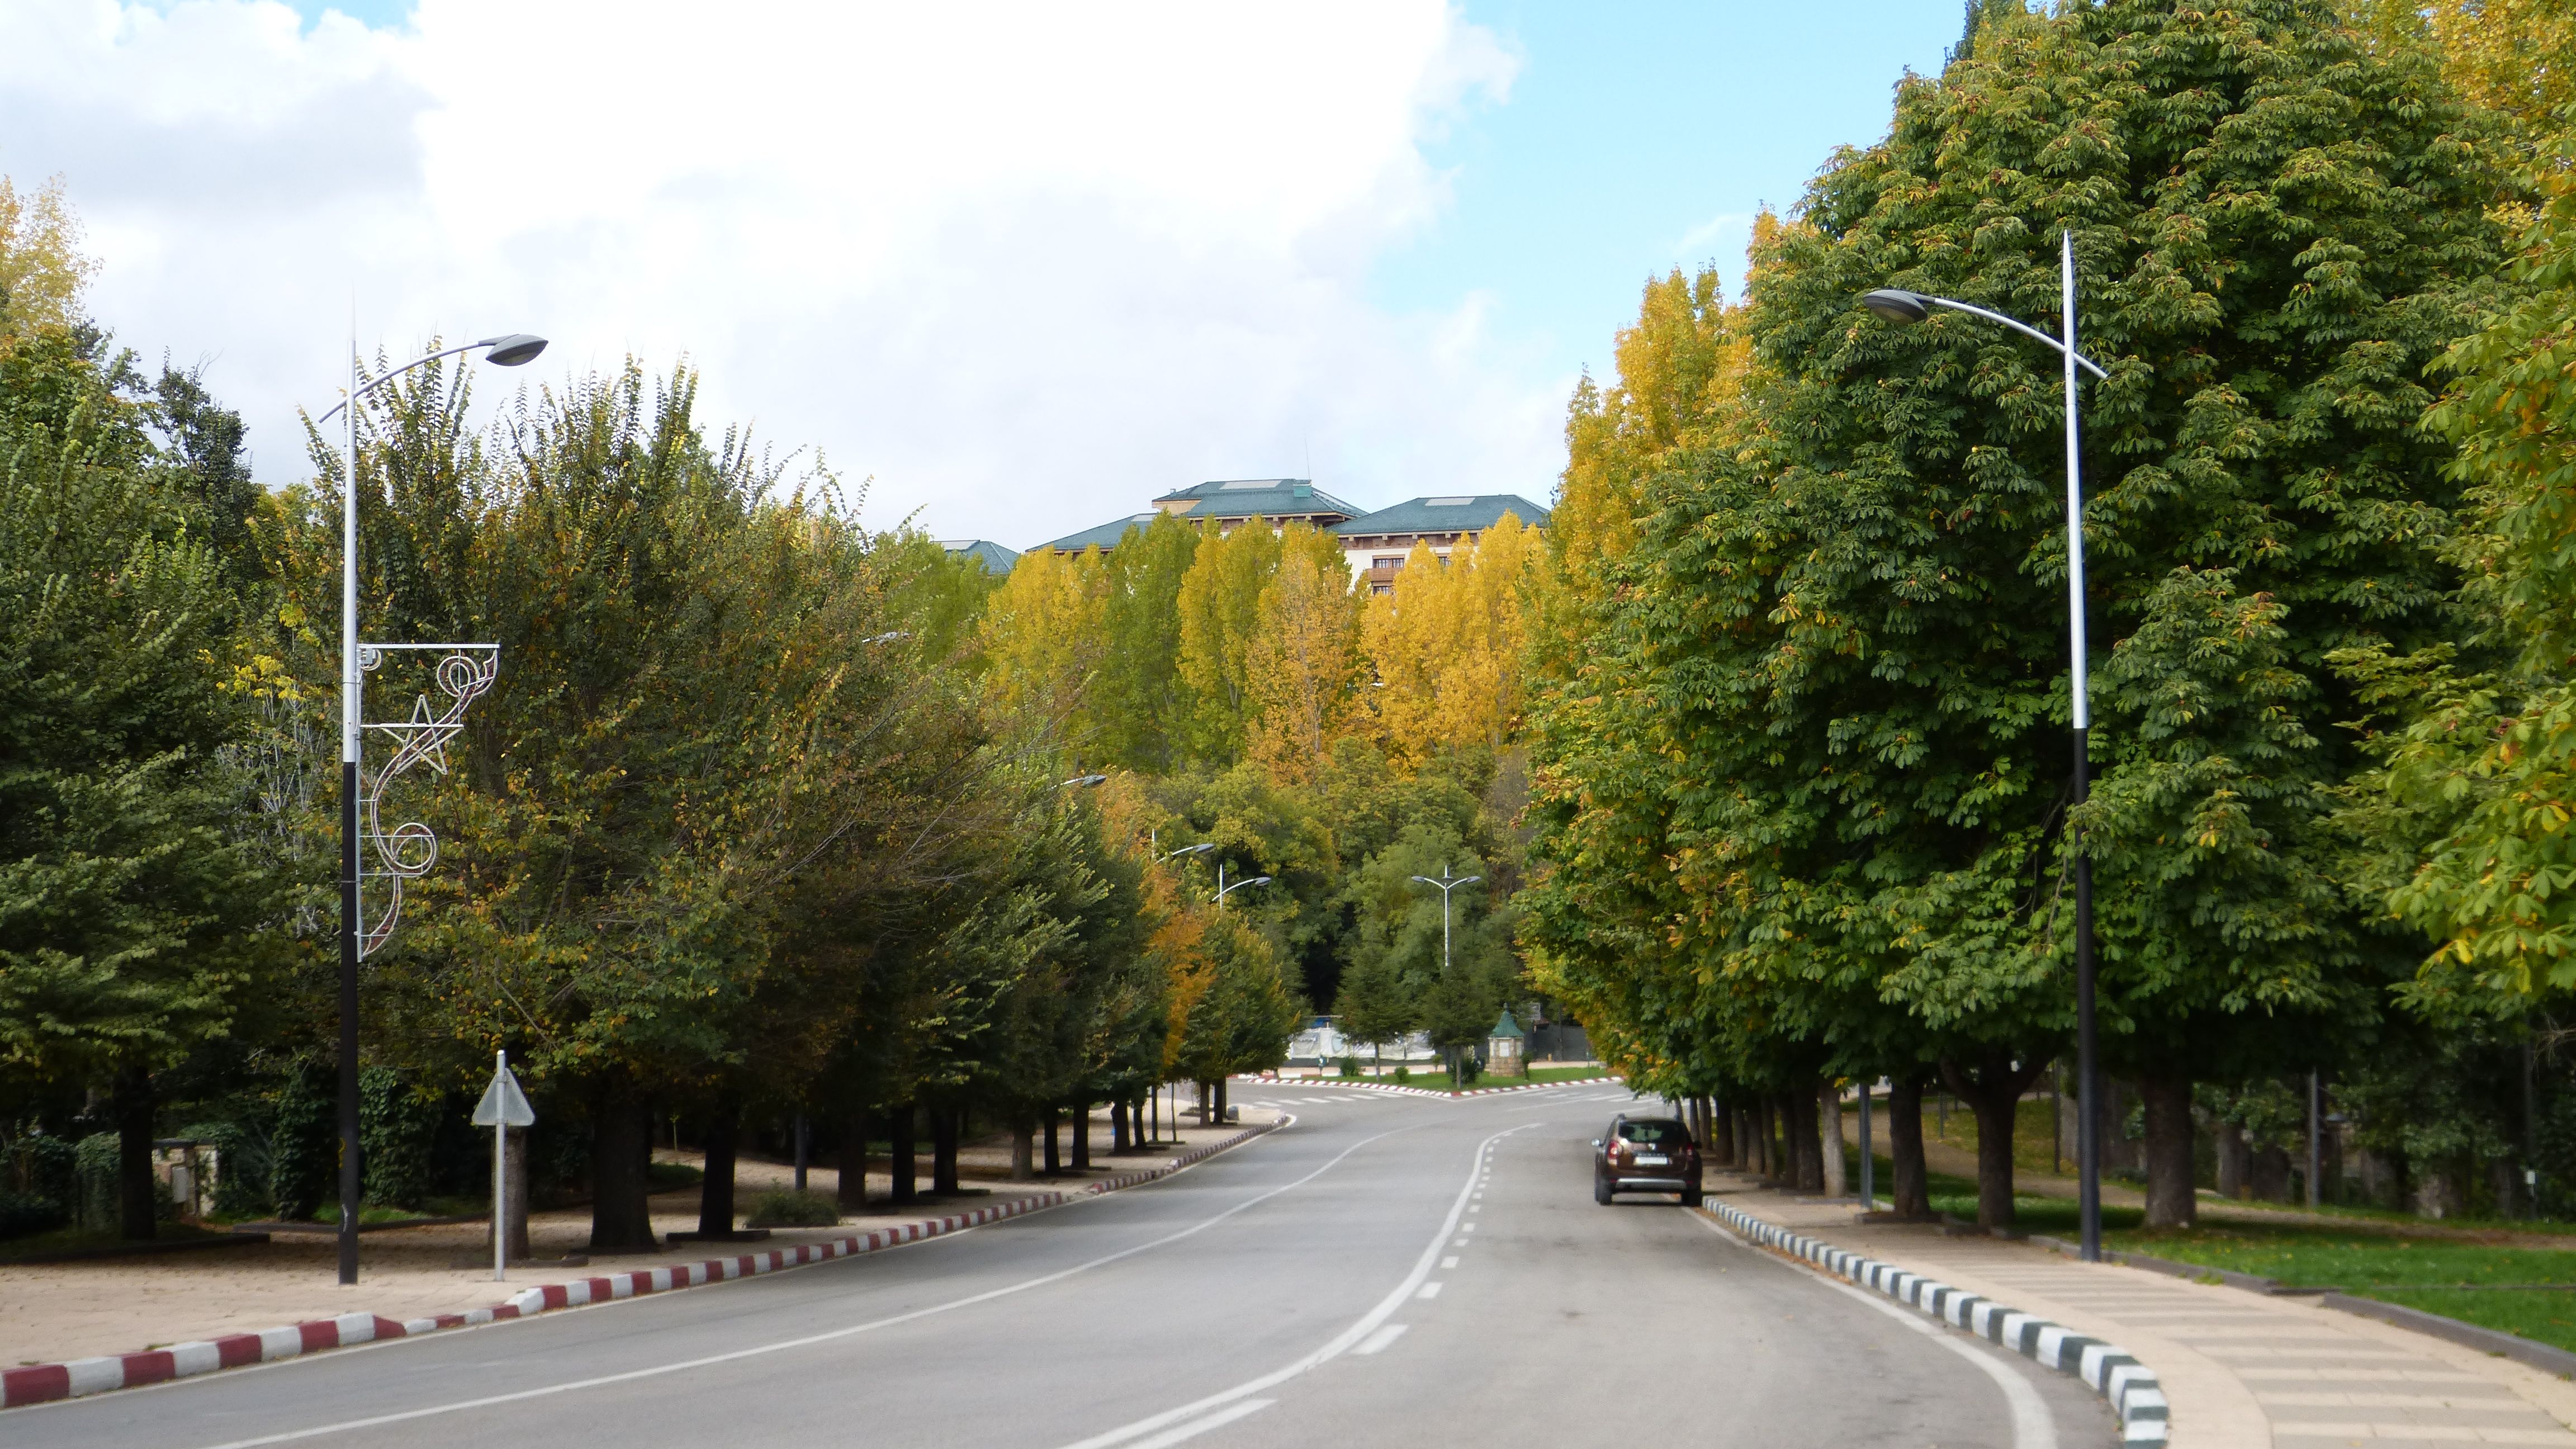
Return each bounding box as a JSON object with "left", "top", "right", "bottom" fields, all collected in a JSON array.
[{"left": 471, "top": 1062, "right": 536, "bottom": 1128}]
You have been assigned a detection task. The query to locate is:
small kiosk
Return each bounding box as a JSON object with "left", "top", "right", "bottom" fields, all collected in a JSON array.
[{"left": 1485, "top": 1009, "right": 1527, "bottom": 1078}]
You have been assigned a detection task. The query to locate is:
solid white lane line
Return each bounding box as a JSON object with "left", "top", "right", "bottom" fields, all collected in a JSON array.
[
  {"left": 1123, "top": 1399, "right": 1274, "bottom": 1449},
  {"left": 1416, "top": 1282, "right": 1442, "bottom": 1300},
  {"left": 189, "top": 1121, "right": 1377, "bottom": 1449},
  {"left": 1052, "top": 1123, "right": 1535, "bottom": 1449},
  {"left": 1352, "top": 1326, "right": 1408, "bottom": 1356},
  {"left": 1683, "top": 1211, "right": 2057, "bottom": 1449}
]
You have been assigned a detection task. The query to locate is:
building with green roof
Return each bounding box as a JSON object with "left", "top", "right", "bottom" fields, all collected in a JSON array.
[{"left": 1332, "top": 494, "right": 1550, "bottom": 595}]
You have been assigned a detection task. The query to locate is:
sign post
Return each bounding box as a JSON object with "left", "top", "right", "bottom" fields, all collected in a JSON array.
[{"left": 471, "top": 1050, "right": 536, "bottom": 1281}]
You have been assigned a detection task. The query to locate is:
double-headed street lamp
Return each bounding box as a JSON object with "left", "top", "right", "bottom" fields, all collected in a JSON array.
[
  {"left": 1409, "top": 866, "right": 1481, "bottom": 1077},
  {"left": 1862, "top": 229, "right": 2109, "bottom": 1261},
  {"left": 317, "top": 332, "right": 546, "bottom": 1286}
]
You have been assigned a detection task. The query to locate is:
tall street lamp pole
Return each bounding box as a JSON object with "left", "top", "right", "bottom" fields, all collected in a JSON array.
[
  {"left": 1213, "top": 861, "right": 1271, "bottom": 907},
  {"left": 1863, "top": 230, "right": 2109, "bottom": 1259},
  {"left": 319, "top": 332, "right": 546, "bottom": 1286},
  {"left": 1409, "top": 866, "right": 1481, "bottom": 1076}
]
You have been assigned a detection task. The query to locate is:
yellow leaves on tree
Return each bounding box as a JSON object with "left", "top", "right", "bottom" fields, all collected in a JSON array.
[
  {"left": 1245, "top": 525, "right": 1363, "bottom": 783},
  {"left": 1175, "top": 519, "right": 1282, "bottom": 759},
  {"left": 0, "top": 175, "right": 96, "bottom": 334},
  {"left": 1362, "top": 513, "right": 1544, "bottom": 770},
  {"left": 2346, "top": 0, "right": 2576, "bottom": 144},
  {"left": 979, "top": 544, "right": 1107, "bottom": 728}
]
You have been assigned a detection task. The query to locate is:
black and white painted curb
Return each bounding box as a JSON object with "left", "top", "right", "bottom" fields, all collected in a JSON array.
[{"left": 1703, "top": 1198, "right": 2168, "bottom": 1445}]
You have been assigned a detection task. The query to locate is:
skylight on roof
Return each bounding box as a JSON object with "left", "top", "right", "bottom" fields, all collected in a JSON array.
[
  {"left": 1220, "top": 480, "right": 1281, "bottom": 491},
  {"left": 1426, "top": 496, "right": 1472, "bottom": 506}
]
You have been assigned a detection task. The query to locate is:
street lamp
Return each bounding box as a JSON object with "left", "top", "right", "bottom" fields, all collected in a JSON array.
[
  {"left": 319, "top": 332, "right": 546, "bottom": 1287},
  {"left": 1158, "top": 841, "right": 1215, "bottom": 865},
  {"left": 1059, "top": 774, "right": 1109, "bottom": 789},
  {"left": 1864, "top": 230, "right": 2109, "bottom": 1260},
  {"left": 1409, "top": 866, "right": 1481, "bottom": 1078},
  {"left": 1213, "top": 862, "right": 1271, "bottom": 907}
]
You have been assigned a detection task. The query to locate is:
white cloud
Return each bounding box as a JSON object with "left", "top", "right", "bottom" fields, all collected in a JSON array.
[{"left": 0, "top": 0, "right": 1566, "bottom": 547}]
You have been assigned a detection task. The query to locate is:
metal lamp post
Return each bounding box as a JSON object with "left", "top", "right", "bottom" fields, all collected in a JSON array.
[
  {"left": 1213, "top": 862, "right": 1271, "bottom": 907},
  {"left": 1409, "top": 866, "right": 1482, "bottom": 1078},
  {"left": 320, "top": 332, "right": 546, "bottom": 1286},
  {"left": 1862, "top": 230, "right": 2108, "bottom": 1260}
]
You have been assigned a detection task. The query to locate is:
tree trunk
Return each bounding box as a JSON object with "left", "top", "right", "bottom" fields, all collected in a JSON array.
[
  {"left": 697, "top": 1097, "right": 740, "bottom": 1235},
  {"left": 1770, "top": 1096, "right": 1794, "bottom": 1183},
  {"left": 888, "top": 1104, "right": 917, "bottom": 1204},
  {"left": 1940, "top": 1054, "right": 2047, "bottom": 1232},
  {"left": 2138, "top": 1073, "right": 2197, "bottom": 1229},
  {"left": 1713, "top": 1100, "right": 1737, "bottom": 1168},
  {"left": 932, "top": 1107, "right": 960, "bottom": 1195},
  {"left": 1110, "top": 1100, "right": 1130, "bottom": 1154},
  {"left": 1787, "top": 1086, "right": 1824, "bottom": 1193},
  {"left": 1215, "top": 1078, "right": 1229, "bottom": 1124},
  {"left": 1888, "top": 1074, "right": 1932, "bottom": 1219},
  {"left": 1819, "top": 1081, "right": 1846, "bottom": 1198},
  {"left": 2252, "top": 1144, "right": 2293, "bottom": 1203},
  {"left": 588, "top": 1083, "right": 659, "bottom": 1252},
  {"left": 836, "top": 1108, "right": 868, "bottom": 1212},
  {"left": 1010, "top": 1119, "right": 1035, "bottom": 1181},
  {"left": 2217, "top": 1119, "right": 2249, "bottom": 1199},
  {"left": 113, "top": 1066, "right": 158, "bottom": 1242},
  {"left": 1072, "top": 1104, "right": 1091, "bottom": 1170},
  {"left": 1043, "top": 1109, "right": 1060, "bottom": 1176}
]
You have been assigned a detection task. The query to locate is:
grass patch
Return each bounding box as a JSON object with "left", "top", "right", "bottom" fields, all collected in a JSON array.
[
  {"left": 744, "top": 1189, "right": 840, "bottom": 1228},
  {"left": 2355, "top": 1289, "right": 2576, "bottom": 1356},
  {"left": 1380, "top": 1065, "right": 1609, "bottom": 1092},
  {"left": 647, "top": 1159, "right": 705, "bottom": 1191},
  {"left": 2104, "top": 1222, "right": 2576, "bottom": 1289}
]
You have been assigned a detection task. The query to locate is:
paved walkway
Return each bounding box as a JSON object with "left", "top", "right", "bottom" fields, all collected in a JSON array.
[
  {"left": 1716, "top": 1174, "right": 2576, "bottom": 1448},
  {"left": 1, "top": 1106, "right": 1266, "bottom": 1367}
]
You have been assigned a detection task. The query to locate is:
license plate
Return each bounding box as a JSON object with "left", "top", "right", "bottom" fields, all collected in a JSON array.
[{"left": 1636, "top": 1154, "right": 1669, "bottom": 1166}]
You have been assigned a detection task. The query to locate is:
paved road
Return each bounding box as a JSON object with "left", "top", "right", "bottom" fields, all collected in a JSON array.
[{"left": 11, "top": 1084, "right": 2108, "bottom": 1448}]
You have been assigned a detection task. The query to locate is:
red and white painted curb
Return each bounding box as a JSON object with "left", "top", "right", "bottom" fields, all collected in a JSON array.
[
  {"left": 0, "top": 1121, "right": 1277, "bottom": 1412},
  {"left": 1280, "top": 1074, "right": 1621, "bottom": 1098}
]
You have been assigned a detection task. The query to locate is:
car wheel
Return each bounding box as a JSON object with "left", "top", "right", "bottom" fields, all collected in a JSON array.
[
  {"left": 1681, "top": 1187, "right": 1703, "bottom": 1207},
  {"left": 1594, "top": 1176, "right": 1614, "bottom": 1205}
]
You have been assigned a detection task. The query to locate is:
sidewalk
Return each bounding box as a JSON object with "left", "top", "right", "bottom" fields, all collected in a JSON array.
[
  {"left": 2, "top": 1105, "right": 1271, "bottom": 1371},
  {"left": 1713, "top": 1173, "right": 2576, "bottom": 1448}
]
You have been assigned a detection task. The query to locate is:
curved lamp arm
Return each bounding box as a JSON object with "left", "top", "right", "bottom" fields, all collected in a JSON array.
[
  {"left": 1860, "top": 290, "right": 2108, "bottom": 380},
  {"left": 314, "top": 334, "right": 548, "bottom": 425}
]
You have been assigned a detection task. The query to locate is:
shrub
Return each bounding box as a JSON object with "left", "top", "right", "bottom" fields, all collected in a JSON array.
[
  {"left": 1391, "top": 1066, "right": 1410, "bottom": 1084},
  {"left": 0, "top": 1190, "right": 66, "bottom": 1240},
  {"left": 743, "top": 1189, "right": 839, "bottom": 1228}
]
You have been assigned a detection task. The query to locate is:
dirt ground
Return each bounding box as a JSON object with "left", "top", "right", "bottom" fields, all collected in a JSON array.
[{"left": 2, "top": 1102, "right": 1272, "bottom": 1367}]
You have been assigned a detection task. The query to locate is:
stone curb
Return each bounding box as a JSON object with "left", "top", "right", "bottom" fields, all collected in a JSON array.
[
  {"left": 1703, "top": 1197, "right": 2169, "bottom": 1445},
  {"left": 0, "top": 1121, "right": 1279, "bottom": 1412}
]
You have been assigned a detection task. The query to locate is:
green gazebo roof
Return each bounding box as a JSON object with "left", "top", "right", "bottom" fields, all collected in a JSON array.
[{"left": 1488, "top": 1008, "right": 1524, "bottom": 1039}]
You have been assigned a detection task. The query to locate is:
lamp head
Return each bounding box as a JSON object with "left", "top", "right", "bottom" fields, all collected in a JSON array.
[
  {"left": 476, "top": 334, "right": 550, "bottom": 367},
  {"left": 1246, "top": 876, "right": 1271, "bottom": 888},
  {"left": 1061, "top": 773, "right": 1109, "bottom": 789},
  {"left": 1176, "top": 842, "right": 1214, "bottom": 856},
  {"left": 1860, "top": 290, "right": 1931, "bottom": 324}
]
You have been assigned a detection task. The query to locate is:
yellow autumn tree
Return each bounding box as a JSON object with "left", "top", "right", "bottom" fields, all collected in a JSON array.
[
  {"left": 1245, "top": 523, "right": 1362, "bottom": 783},
  {"left": 1362, "top": 513, "right": 1544, "bottom": 769},
  {"left": 0, "top": 174, "right": 96, "bottom": 334},
  {"left": 1174, "top": 518, "right": 1283, "bottom": 760},
  {"left": 978, "top": 544, "right": 1109, "bottom": 732},
  {"left": 2346, "top": 0, "right": 2576, "bottom": 145}
]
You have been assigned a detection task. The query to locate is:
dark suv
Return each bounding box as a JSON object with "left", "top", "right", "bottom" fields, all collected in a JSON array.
[{"left": 1592, "top": 1114, "right": 1703, "bottom": 1206}]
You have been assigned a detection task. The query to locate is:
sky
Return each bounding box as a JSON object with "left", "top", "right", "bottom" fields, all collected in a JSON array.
[{"left": 0, "top": 1, "right": 1961, "bottom": 551}]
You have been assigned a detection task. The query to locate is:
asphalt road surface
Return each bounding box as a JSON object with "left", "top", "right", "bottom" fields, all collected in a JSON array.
[{"left": 12, "top": 1083, "right": 2109, "bottom": 1448}]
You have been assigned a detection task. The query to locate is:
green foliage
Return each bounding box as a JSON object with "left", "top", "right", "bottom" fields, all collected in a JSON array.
[
  {"left": 1522, "top": 0, "right": 2508, "bottom": 1215},
  {"left": 359, "top": 1067, "right": 441, "bottom": 1210},
  {"left": 743, "top": 1188, "right": 840, "bottom": 1227}
]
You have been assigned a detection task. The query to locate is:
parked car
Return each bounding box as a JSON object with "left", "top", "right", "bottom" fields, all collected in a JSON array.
[{"left": 1592, "top": 1114, "right": 1702, "bottom": 1205}]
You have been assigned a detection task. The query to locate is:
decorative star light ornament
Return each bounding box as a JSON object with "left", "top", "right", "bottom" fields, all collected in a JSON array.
[{"left": 356, "top": 642, "right": 499, "bottom": 956}]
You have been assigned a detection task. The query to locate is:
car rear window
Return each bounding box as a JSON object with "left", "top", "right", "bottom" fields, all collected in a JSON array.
[{"left": 1616, "top": 1121, "right": 1687, "bottom": 1145}]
